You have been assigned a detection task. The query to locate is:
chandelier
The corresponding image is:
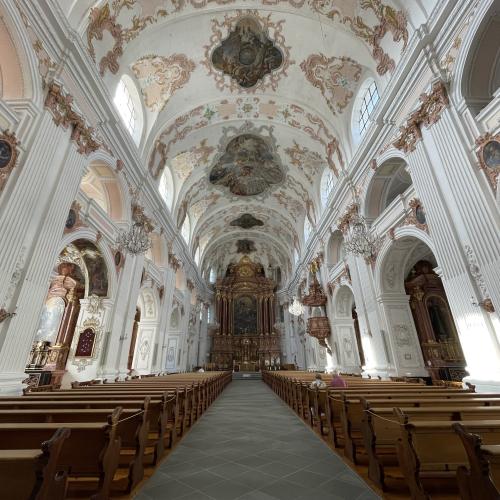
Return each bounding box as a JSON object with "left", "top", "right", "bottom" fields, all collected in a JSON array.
[
  {"left": 116, "top": 203, "right": 154, "bottom": 255},
  {"left": 288, "top": 297, "right": 304, "bottom": 316},
  {"left": 344, "top": 213, "right": 377, "bottom": 259}
]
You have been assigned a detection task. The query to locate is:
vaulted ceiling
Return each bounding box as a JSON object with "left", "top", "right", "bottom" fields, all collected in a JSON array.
[{"left": 58, "top": 0, "right": 437, "bottom": 285}]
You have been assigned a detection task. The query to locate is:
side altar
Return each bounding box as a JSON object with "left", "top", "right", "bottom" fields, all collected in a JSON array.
[{"left": 210, "top": 256, "right": 281, "bottom": 371}]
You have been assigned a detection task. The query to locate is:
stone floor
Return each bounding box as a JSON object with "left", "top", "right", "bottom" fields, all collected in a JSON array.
[{"left": 134, "top": 380, "right": 380, "bottom": 500}]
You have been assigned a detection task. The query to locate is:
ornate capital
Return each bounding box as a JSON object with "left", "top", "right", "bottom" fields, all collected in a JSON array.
[
  {"left": 337, "top": 203, "right": 359, "bottom": 234},
  {"left": 45, "top": 83, "right": 102, "bottom": 156},
  {"left": 393, "top": 80, "right": 449, "bottom": 153}
]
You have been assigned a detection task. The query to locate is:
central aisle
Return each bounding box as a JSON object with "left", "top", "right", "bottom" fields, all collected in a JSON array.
[{"left": 136, "top": 380, "right": 379, "bottom": 500}]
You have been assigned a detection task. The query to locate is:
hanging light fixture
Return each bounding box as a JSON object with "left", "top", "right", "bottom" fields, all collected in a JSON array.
[
  {"left": 116, "top": 203, "right": 154, "bottom": 255},
  {"left": 288, "top": 296, "right": 304, "bottom": 316},
  {"left": 343, "top": 212, "right": 378, "bottom": 260}
]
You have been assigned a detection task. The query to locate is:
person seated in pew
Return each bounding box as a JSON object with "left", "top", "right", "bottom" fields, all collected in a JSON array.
[
  {"left": 310, "top": 373, "right": 327, "bottom": 389},
  {"left": 329, "top": 370, "right": 347, "bottom": 388}
]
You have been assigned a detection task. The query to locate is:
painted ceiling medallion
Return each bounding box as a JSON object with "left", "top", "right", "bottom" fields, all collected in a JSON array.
[
  {"left": 209, "top": 133, "right": 285, "bottom": 196},
  {"left": 203, "top": 11, "right": 292, "bottom": 93},
  {"left": 230, "top": 213, "right": 264, "bottom": 229},
  {"left": 211, "top": 16, "right": 283, "bottom": 88},
  {"left": 236, "top": 239, "right": 256, "bottom": 254}
]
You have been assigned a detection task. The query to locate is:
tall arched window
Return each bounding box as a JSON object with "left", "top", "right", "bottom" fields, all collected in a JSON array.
[
  {"left": 304, "top": 218, "right": 312, "bottom": 242},
  {"left": 159, "top": 168, "right": 174, "bottom": 210},
  {"left": 181, "top": 216, "right": 190, "bottom": 244},
  {"left": 209, "top": 268, "right": 217, "bottom": 284},
  {"left": 194, "top": 246, "right": 200, "bottom": 265},
  {"left": 358, "top": 80, "right": 379, "bottom": 136},
  {"left": 321, "top": 169, "right": 335, "bottom": 208},
  {"left": 113, "top": 76, "right": 143, "bottom": 144}
]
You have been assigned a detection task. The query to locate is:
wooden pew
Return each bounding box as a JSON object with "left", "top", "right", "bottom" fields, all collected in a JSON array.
[
  {"left": 0, "top": 427, "right": 70, "bottom": 500},
  {"left": 396, "top": 417, "right": 500, "bottom": 499},
  {"left": 0, "top": 408, "right": 122, "bottom": 499},
  {"left": 454, "top": 423, "right": 500, "bottom": 500},
  {"left": 362, "top": 404, "right": 500, "bottom": 490}
]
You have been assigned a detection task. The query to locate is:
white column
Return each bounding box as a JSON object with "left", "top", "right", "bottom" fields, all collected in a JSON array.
[
  {"left": 0, "top": 113, "right": 87, "bottom": 394},
  {"left": 404, "top": 122, "right": 500, "bottom": 388}
]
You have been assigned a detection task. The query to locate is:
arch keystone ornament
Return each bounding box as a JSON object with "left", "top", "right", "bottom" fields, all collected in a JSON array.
[
  {"left": 0, "top": 130, "right": 20, "bottom": 193},
  {"left": 203, "top": 11, "right": 291, "bottom": 92}
]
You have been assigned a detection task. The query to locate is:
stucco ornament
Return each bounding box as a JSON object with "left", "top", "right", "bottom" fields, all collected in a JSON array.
[
  {"left": 132, "top": 54, "right": 195, "bottom": 111},
  {"left": 300, "top": 54, "right": 362, "bottom": 114}
]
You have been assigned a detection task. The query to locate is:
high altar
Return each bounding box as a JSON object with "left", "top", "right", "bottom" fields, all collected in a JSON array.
[{"left": 210, "top": 256, "right": 281, "bottom": 371}]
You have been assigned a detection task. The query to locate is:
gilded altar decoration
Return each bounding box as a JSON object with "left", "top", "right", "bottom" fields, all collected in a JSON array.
[
  {"left": 209, "top": 133, "right": 285, "bottom": 196},
  {"left": 394, "top": 81, "right": 449, "bottom": 153},
  {"left": 132, "top": 54, "right": 195, "bottom": 111},
  {"left": 86, "top": 1, "right": 168, "bottom": 76},
  {"left": 230, "top": 213, "right": 264, "bottom": 230},
  {"left": 203, "top": 11, "right": 292, "bottom": 93},
  {"left": 210, "top": 256, "right": 280, "bottom": 370},
  {"left": 300, "top": 54, "right": 362, "bottom": 114},
  {"left": 0, "top": 130, "right": 20, "bottom": 193},
  {"left": 476, "top": 132, "right": 500, "bottom": 192}
]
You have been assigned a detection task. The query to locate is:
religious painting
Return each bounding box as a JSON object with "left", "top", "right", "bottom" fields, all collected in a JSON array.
[
  {"left": 211, "top": 17, "right": 283, "bottom": 89},
  {"left": 0, "top": 139, "right": 13, "bottom": 168},
  {"left": 65, "top": 208, "right": 77, "bottom": 229},
  {"left": 234, "top": 295, "right": 257, "bottom": 335},
  {"left": 0, "top": 130, "right": 19, "bottom": 192},
  {"left": 236, "top": 239, "right": 256, "bottom": 254},
  {"left": 34, "top": 296, "right": 66, "bottom": 344},
  {"left": 483, "top": 140, "right": 500, "bottom": 169},
  {"left": 75, "top": 328, "right": 96, "bottom": 357},
  {"left": 230, "top": 213, "right": 264, "bottom": 229},
  {"left": 209, "top": 134, "right": 285, "bottom": 196}
]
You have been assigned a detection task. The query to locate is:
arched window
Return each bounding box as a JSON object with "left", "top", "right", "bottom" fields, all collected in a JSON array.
[
  {"left": 159, "top": 168, "right": 174, "bottom": 210},
  {"left": 321, "top": 169, "right": 335, "bottom": 208},
  {"left": 294, "top": 248, "right": 300, "bottom": 264},
  {"left": 113, "top": 76, "right": 143, "bottom": 144},
  {"left": 304, "top": 218, "right": 312, "bottom": 242},
  {"left": 209, "top": 268, "right": 217, "bottom": 284},
  {"left": 194, "top": 246, "right": 200, "bottom": 265},
  {"left": 358, "top": 80, "right": 379, "bottom": 136},
  {"left": 181, "top": 216, "right": 190, "bottom": 244}
]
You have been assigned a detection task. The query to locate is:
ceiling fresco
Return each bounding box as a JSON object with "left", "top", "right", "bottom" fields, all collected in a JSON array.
[
  {"left": 210, "top": 15, "right": 284, "bottom": 89},
  {"left": 57, "top": 0, "right": 438, "bottom": 287},
  {"left": 209, "top": 133, "right": 285, "bottom": 196},
  {"left": 230, "top": 213, "right": 264, "bottom": 229}
]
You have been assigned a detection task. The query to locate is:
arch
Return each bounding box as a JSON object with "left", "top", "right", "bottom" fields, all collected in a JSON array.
[
  {"left": 80, "top": 161, "right": 127, "bottom": 221},
  {"left": 375, "top": 228, "right": 436, "bottom": 297},
  {"left": 58, "top": 228, "right": 117, "bottom": 299},
  {"left": 0, "top": 4, "right": 40, "bottom": 103},
  {"left": 113, "top": 74, "right": 144, "bottom": 145},
  {"left": 351, "top": 77, "right": 380, "bottom": 146},
  {"left": 456, "top": 0, "right": 500, "bottom": 115},
  {"left": 326, "top": 230, "right": 345, "bottom": 267},
  {"left": 363, "top": 157, "right": 412, "bottom": 220}
]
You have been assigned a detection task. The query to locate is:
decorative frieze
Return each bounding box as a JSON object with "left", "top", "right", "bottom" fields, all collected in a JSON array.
[
  {"left": 393, "top": 81, "right": 449, "bottom": 153},
  {"left": 0, "top": 130, "right": 20, "bottom": 193}
]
